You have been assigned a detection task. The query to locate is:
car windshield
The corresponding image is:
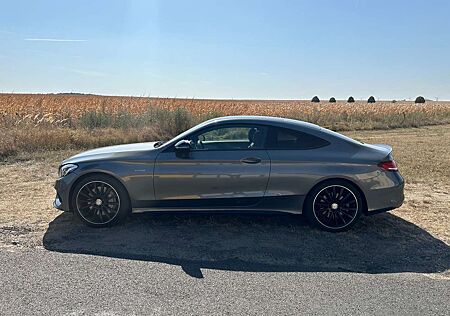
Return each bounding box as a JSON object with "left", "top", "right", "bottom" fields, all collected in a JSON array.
[{"left": 164, "top": 119, "right": 218, "bottom": 145}]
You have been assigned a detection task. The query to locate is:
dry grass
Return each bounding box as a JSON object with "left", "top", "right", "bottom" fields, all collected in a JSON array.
[{"left": 0, "top": 126, "right": 165, "bottom": 157}]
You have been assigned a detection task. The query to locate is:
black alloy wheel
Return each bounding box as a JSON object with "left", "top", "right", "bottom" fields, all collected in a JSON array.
[
  {"left": 304, "top": 181, "right": 363, "bottom": 232},
  {"left": 71, "top": 174, "right": 130, "bottom": 227}
]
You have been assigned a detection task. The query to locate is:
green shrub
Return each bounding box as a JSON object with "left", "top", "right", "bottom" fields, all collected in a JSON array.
[{"left": 79, "top": 111, "right": 113, "bottom": 129}]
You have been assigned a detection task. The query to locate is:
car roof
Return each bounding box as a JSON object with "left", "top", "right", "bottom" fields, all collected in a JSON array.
[
  {"left": 201, "top": 115, "right": 362, "bottom": 146},
  {"left": 203, "top": 115, "right": 323, "bottom": 131}
]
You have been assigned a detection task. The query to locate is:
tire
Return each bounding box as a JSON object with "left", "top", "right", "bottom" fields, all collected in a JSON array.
[
  {"left": 71, "top": 174, "right": 131, "bottom": 227},
  {"left": 303, "top": 180, "right": 363, "bottom": 232}
]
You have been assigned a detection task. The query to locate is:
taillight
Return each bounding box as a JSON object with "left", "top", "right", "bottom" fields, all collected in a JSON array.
[{"left": 378, "top": 160, "right": 398, "bottom": 171}]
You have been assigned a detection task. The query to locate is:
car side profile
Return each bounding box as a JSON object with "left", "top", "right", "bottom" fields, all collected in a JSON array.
[{"left": 54, "top": 116, "right": 404, "bottom": 231}]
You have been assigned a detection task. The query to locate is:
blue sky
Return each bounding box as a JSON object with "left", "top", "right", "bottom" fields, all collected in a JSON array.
[{"left": 1, "top": 0, "right": 449, "bottom": 100}]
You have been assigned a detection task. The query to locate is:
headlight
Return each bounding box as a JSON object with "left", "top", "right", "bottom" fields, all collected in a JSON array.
[{"left": 58, "top": 164, "right": 78, "bottom": 178}]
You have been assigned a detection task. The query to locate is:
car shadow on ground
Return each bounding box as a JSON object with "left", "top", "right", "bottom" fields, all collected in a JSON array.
[{"left": 43, "top": 212, "right": 450, "bottom": 278}]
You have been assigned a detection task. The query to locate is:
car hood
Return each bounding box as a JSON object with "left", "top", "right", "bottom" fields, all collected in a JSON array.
[{"left": 62, "top": 142, "right": 160, "bottom": 164}]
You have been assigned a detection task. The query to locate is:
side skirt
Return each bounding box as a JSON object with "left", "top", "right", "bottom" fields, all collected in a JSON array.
[{"left": 131, "top": 195, "right": 304, "bottom": 214}]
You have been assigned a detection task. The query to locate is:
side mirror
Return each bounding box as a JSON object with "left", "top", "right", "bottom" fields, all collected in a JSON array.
[{"left": 174, "top": 140, "right": 192, "bottom": 157}]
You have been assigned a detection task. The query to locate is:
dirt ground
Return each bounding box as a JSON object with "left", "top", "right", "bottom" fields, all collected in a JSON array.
[{"left": 0, "top": 125, "right": 449, "bottom": 277}]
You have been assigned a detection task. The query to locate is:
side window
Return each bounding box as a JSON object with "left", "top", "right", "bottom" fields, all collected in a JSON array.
[
  {"left": 267, "top": 127, "right": 329, "bottom": 150},
  {"left": 189, "top": 125, "right": 266, "bottom": 150},
  {"left": 201, "top": 127, "right": 249, "bottom": 142}
]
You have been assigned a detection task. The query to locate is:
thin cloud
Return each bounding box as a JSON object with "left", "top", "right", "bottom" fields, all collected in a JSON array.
[
  {"left": 63, "top": 68, "right": 108, "bottom": 77},
  {"left": 25, "top": 38, "right": 87, "bottom": 42}
]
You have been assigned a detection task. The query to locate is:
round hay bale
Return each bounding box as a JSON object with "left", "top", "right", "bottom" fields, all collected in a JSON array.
[
  {"left": 368, "top": 96, "right": 376, "bottom": 103},
  {"left": 329, "top": 97, "right": 336, "bottom": 103},
  {"left": 311, "top": 96, "right": 320, "bottom": 103},
  {"left": 347, "top": 96, "right": 355, "bottom": 103},
  {"left": 415, "top": 96, "right": 425, "bottom": 103}
]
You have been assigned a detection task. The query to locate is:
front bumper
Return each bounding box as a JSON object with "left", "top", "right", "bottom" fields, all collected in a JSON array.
[
  {"left": 53, "top": 172, "right": 79, "bottom": 212},
  {"left": 53, "top": 193, "right": 63, "bottom": 210}
]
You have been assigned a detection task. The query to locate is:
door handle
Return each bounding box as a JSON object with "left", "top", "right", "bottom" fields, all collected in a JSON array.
[{"left": 241, "top": 157, "right": 262, "bottom": 164}]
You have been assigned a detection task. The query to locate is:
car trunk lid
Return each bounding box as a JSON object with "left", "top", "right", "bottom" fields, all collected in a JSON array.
[{"left": 354, "top": 143, "right": 394, "bottom": 162}]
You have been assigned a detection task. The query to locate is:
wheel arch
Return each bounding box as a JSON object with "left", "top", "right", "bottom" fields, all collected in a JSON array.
[
  {"left": 303, "top": 177, "right": 368, "bottom": 215},
  {"left": 68, "top": 171, "right": 131, "bottom": 212}
]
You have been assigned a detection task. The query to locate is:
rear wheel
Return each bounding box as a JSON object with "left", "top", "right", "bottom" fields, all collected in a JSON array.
[
  {"left": 304, "top": 180, "right": 363, "bottom": 232},
  {"left": 71, "top": 174, "right": 130, "bottom": 227}
]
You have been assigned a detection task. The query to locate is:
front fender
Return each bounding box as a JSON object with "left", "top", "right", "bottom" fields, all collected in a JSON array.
[{"left": 70, "top": 159, "right": 156, "bottom": 206}]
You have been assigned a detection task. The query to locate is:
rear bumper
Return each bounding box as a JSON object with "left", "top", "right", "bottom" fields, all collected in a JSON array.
[
  {"left": 366, "top": 206, "right": 398, "bottom": 215},
  {"left": 364, "top": 172, "right": 404, "bottom": 214}
]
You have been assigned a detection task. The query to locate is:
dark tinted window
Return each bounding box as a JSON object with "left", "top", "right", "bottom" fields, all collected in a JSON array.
[{"left": 266, "top": 127, "right": 330, "bottom": 149}]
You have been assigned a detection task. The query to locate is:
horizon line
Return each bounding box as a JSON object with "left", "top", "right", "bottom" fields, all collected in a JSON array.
[{"left": 0, "top": 92, "right": 447, "bottom": 102}]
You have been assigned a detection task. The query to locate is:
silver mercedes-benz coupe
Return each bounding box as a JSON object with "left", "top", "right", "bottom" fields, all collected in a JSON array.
[{"left": 54, "top": 116, "right": 404, "bottom": 231}]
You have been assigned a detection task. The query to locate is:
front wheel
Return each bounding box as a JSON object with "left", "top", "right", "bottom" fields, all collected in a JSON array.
[
  {"left": 71, "top": 174, "right": 131, "bottom": 227},
  {"left": 303, "top": 180, "right": 363, "bottom": 232}
]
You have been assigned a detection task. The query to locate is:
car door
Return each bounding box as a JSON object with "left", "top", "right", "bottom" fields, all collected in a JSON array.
[
  {"left": 264, "top": 126, "right": 331, "bottom": 198},
  {"left": 153, "top": 124, "right": 270, "bottom": 208}
]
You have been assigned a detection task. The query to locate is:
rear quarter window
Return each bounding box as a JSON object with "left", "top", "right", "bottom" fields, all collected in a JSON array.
[{"left": 266, "top": 127, "right": 330, "bottom": 150}]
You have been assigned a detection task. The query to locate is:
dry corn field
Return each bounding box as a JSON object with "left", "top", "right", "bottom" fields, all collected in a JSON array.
[
  {"left": 1, "top": 93, "right": 450, "bottom": 157},
  {"left": 2, "top": 93, "right": 450, "bottom": 126}
]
